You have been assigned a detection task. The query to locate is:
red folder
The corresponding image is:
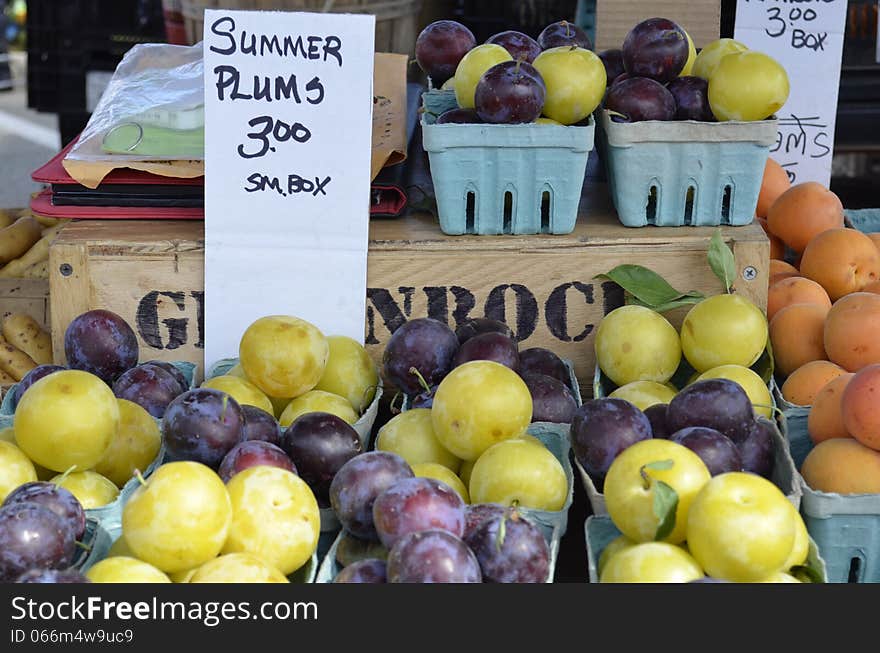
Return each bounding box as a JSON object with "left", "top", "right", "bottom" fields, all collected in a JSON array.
[
  {"left": 30, "top": 139, "right": 205, "bottom": 221},
  {"left": 32, "top": 139, "right": 204, "bottom": 187},
  {"left": 30, "top": 188, "right": 205, "bottom": 220}
]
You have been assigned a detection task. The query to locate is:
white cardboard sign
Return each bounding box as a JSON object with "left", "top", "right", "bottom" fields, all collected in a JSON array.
[
  {"left": 735, "top": 0, "right": 848, "bottom": 186},
  {"left": 203, "top": 9, "right": 375, "bottom": 369}
]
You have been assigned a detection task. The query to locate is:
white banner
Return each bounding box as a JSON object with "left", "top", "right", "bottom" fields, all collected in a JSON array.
[
  {"left": 735, "top": 0, "right": 848, "bottom": 186},
  {"left": 203, "top": 9, "right": 375, "bottom": 368}
]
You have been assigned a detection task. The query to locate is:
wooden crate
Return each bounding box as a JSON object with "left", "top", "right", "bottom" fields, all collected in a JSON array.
[
  {"left": 48, "top": 185, "right": 769, "bottom": 391},
  {"left": 595, "top": 0, "right": 721, "bottom": 50},
  {"left": 366, "top": 192, "right": 768, "bottom": 394},
  {"left": 0, "top": 279, "right": 50, "bottom": 395},
  {"left": 0, "top": 279, "right": 51, "bottom": 330},
  {"left": 49, "top": 220, "right": 205, "bottom": 378}
]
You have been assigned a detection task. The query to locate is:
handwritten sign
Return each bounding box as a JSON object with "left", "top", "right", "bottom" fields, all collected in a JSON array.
[
  {"left": 735, "top": 0, "right": 848, "bottom": 186},
  {"left": 203, "top": 9, "right": 375, "bottom": 369}
]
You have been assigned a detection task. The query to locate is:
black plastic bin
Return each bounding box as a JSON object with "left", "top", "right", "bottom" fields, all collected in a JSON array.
[{"left": 26, "top": 0, "right": 166, "bottom": 122}]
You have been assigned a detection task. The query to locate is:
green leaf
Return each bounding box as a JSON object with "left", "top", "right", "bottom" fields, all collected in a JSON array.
[
  {"left": 640, "top": 459, "right": 675, "bottom": 488},
  {"left": 763, "top": 339, "right": 776, "bottom": 382},
  {"left": 708, "top": 229, "right": 737, "bottom": 292},
  {"left": 643, "top": 460, "right": 674, "bottom": 472},
  {"left": 627, "top": 294, "right": 705, "bottom": 314},
  {"left": 595, "top": 265, "right": 705, "bottom": 310},
  {"left": 652, "top": 480, "right": 679, "bottom": 541},
  {"left": 790, "top": 565, "right": 824, "bottom": 584}
]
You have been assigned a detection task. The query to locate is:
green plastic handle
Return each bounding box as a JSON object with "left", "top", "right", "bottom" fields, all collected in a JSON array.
[{"left": 101, "top": 122, "right": 205, "bottom": 158}]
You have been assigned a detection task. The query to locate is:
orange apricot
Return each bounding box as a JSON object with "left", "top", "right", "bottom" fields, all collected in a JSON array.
[
  {"left": 770, "top": 303, "right": 828, "bottom": 376},
  {"left": 766, "top": 182, "right": 844, "bottom": 253},
  {"left": 807, "top": 373, "right": 855, "bottom": 444},
  {"left": 800, "top": 438, "right": 880, "bottom": 494},
  {"left": 780, "top": 360, "right": 847, "bottom": 406},
  {"left": 824, "top": 292, "right": 880, "bottom": 371},
  {"left": 766, "top": 276, "right": 831, "bottom": 322},
  {"left": 800, "top": 228, "right": 880, "bottom": 301}
]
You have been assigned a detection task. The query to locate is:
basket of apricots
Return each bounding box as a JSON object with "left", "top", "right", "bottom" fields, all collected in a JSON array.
[{"left": 755, "top": 159, "right": 880, "bottom": 583}]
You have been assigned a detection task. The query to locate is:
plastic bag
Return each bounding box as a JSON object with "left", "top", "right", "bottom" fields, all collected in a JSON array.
[{"left": 66, "top": 42, "right": 205, "bottom": 162}]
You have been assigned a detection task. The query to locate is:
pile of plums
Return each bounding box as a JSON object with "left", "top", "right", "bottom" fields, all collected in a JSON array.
[
  {"left": 11, "top": 309, "right": 189, "bottom": 419},
  {"left": 417, "top": 19, "right": 606, "bottom": 126},
  {"left": 572, "top": 378, "right": 776, "bottom": 491},
  {"left": 329, "top": 451, "right": 551, "bottom": 583},
  {"left": 598, "top": 18, "right": 714, "bottom": 122},
  {"left": 0, "top": 482, "right": 91, "bottom": 583},
  {"left": 163, "top": 388, "right": 363, "bottom": 510},
  {"left": 382, "top": 316, "right": 579, "bottom": 424}
]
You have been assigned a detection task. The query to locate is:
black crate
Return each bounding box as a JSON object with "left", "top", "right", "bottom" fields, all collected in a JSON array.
[
  {"left": 453, "top": 0, "right": 579, "bottom": 42},
  {"left": 26, "top": 0, "right": 166, "bottom": 114}
]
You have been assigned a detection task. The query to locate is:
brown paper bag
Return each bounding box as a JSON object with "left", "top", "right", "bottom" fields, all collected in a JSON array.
[{"left": 371, "top": 52, "right": 409, "bottom": 180}]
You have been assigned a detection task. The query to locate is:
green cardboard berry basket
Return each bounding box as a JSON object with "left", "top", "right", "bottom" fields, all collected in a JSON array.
[
  {"left": 421, "top": 88, "right": 457, "bottom": 120},
  {"left": 584, "top": 514, "right": 827, "bottom": 583},
  {"left": 316, "top": 520, "right": 562, "bottom": 584},
  {"left": 584, "top": 352, "right": 801, "bottom": 516},
  {"left": 770, "top": 209, "right": 880, "bottom": 583},
  {"left": 595, "top": 109, "right": 777, "bottom": 228},
  {"left": 783, "top": 422, "right": 880, "bottom": 584},
  {"left": 317, "top": 419, "right": 574, "bottom": 579},
  {"left": 420, "top": 92, "right": 594, "bottom": 236}
]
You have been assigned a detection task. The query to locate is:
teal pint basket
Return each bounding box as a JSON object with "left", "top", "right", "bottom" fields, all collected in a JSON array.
[
  {"left": 585, "top": 352, "right": 801, "bottom": 515},
  {"left": 597, "top": 110, "right": 778, "bottom": 227},
  {"left": 784, "top": 418, "right": 880, "bottom": 583},
  {"left": 421, "top": 88, "right": 458, "bottom": 118},
  {"left": 421, "top": 99, "right": 594, "bottom": 235},
  {"left": 585, "top": 514, "right": 827, "bottom": 583},
  {"left": 316, "top": 517, "right": 562, "bottom": 583},
  {"left": 770, "top": 201, "right": 880, "bottom": 583}
]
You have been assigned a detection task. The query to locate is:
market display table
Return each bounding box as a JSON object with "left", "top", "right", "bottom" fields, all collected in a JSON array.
[{"left": 47, "top": 183, "right": 769, "bottom": 392}]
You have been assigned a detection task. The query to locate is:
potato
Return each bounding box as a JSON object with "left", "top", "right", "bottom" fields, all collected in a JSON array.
[
  {"left": 0, "top": 229, "right": 53, "bottom": 279},
  {"left": 0, "top": 216, "right": 42, "bottom": 266},
  {"left": 2, "top": 313, "right": 53, "bottom": 365},
  {"left": 0, "top": 209, "right": 18, "bottom": 229},
  {"left": 33, "top": 214, "right": 66, "bottom": 228},
  {"left": 41, "top": 223, "right": 66, "bottom": 240},
  {"left": 0, "top": 343, "right": 37, "bottom": 381},
  {"left": 20, "top": 260, "right": 48, "bottom": 279},
  {"left": 0, "top": 368, "right": 16, "bottom": 384}
]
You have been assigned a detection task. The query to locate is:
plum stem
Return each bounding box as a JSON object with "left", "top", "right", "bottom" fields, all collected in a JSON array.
[
  {"left": 495, "top": 513, "right": 507, "bottom": 553},
  {"left": 135, "top": 470, "right": 147, "bottom": 487},
  {"left": 54, "top": 465, "right": 77, "bottom": 487},
  {"left": 755, "top": 404, "right": 785, "bottom": 420},
  {"left": 359, "top": 384, "right": 380, "bottom": 413},
  {"left": 408, "top": 366, "right": 432, "bottom": 396},
  {"left": 75, "top": 540, "right": 92, "bottom": 552},
  {"left": 389, "top": 391, "right": 402, "bottom": 415},
  {"left": 563, "top": 20, "right": 571, "bottom": 39}
]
